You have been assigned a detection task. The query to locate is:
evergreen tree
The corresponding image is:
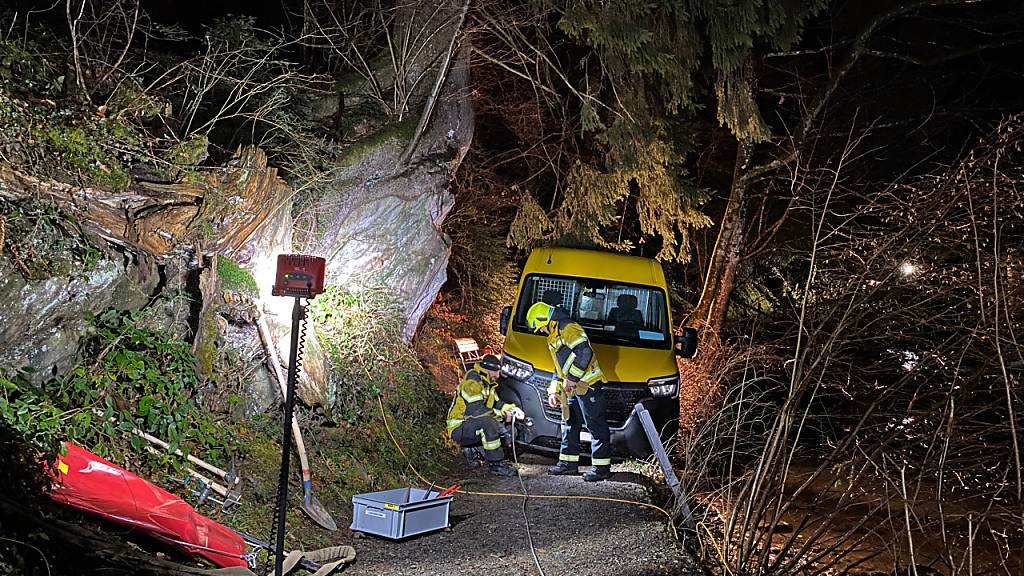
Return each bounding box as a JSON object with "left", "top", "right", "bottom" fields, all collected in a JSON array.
[{"left": 505, "top": 0, "right": 826, "bottom": 265}]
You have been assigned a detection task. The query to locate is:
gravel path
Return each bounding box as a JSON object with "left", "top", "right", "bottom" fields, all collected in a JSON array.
[{"left": 338, "top": 454, "right": 702, "bottom": 576}]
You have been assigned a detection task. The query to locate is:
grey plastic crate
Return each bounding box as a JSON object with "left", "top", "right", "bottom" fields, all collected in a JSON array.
[{"left": 350, "top": 487, "right": 452, "bottom": 539}]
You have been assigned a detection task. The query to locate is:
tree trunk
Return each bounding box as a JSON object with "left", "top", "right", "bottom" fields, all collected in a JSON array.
[
  {"left": 0, "top": 147, "right": 289, "bottom": 258},
  {"left": 691, "top": 141, "right": 751, "bottom": 335},
  {"left": 678, "top": 141, "right": 751, "bottom": 439},
  {"left": 191, "top": 255, "right": 220, "bottom": 380}
]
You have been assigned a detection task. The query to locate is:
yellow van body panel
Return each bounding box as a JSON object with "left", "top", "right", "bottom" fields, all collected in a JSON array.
[
  {"left": 504, "top": 330, "right": 678, "bottom": 382},
  {"left": 504, "top": 247, "right": 677, "bottom": 383},
  {"left": 519, "top": 247, "right": 667, "bottom": 288}
]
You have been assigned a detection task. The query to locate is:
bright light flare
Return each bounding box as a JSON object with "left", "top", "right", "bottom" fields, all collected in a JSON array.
[{"left": 899, "top": 260, "right": 917, "bottom": 277}]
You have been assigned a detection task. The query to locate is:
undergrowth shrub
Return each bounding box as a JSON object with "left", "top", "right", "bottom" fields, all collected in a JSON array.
[
  {"left": 0, "top": 309, "right": 242, "bottom": 479},
  {"left": 309, "top": 285, "right": 450, "bottom": 486}
]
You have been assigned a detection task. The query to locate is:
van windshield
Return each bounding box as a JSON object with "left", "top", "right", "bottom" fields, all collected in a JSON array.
[{"left": 512, "top": 274, "right": 671, "bottom": 350}]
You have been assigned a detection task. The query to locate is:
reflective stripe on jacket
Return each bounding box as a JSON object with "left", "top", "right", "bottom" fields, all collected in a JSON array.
[
  {"left": 545, "top": 310, "right": 605, "bottom": 397},
  {"left": 446, "top": 364, "right": 515, "bottom": 435}
]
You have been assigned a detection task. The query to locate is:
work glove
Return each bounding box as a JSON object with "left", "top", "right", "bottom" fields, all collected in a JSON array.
[
  {"left": 510, "top": 406, "right": 525, "bottom": 421},
  {"left": 547, "top": 392, "right": 558, "bottom": 408},
  {"left": 562, "top": 378, "right": 579, "bottom": 395}
]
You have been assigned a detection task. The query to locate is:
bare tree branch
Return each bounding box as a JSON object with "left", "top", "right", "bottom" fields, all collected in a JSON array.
[{"left": 397, "top": 0, "right": 471, "bottom": 168}]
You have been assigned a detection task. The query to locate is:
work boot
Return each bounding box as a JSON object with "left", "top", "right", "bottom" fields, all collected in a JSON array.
[
  {"left": 462, "top": 447, "right": 485, "bottom": 468},
  {"left": 488, "top": 461, "right": 517, "bottom": 477},
  {"left": 547, "top": 461, "right": 580, "bottom": 476},
  {"left": 582, "top": 466, "right": 612, "bottom": 482}
]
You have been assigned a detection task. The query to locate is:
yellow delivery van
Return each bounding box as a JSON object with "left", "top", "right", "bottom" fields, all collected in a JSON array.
[{"left": 497, "top": 247, "right": 697, "bottom": 458}]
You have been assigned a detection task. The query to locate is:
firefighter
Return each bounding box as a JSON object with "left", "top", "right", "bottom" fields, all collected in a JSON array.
[
  {"left": 446, "top": 354, "right": 524, "bottom": 477},
  {"left": 526, "top": 301, "right": 612, "bottom": 482}
]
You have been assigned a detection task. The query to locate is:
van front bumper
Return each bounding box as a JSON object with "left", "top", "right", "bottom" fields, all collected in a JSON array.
[{"left": 497, "top": 373, "right": 679, "bottom": 460}]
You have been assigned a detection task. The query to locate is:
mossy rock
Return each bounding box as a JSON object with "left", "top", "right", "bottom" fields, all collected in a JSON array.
[
  {"left": 217, "top": 255, "right": 259, "bottom": 297},
  {"left": 36, "top": 126, "right": 132, "bottom": 190},
  {"left": 340, "top": 116, "right": 418, "bottom": 166},
  {"left": 163, "top": 134, "right": 210, "bottom": 168}
]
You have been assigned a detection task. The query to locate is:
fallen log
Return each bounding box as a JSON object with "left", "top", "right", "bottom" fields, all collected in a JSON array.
[{"left": 0, "top": 147, "right": 290, "bottom": 258}]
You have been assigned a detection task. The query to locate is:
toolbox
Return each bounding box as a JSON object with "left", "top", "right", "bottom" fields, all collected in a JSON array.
[{"left": 350, "top": 487, "right": 451, "bottom": 539}]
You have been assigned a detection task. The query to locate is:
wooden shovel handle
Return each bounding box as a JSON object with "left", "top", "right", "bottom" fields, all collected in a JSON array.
[
  {"left": 257, "top": 315, "right": 313, "bottom": 481},
  {"left": 94, "top": 406, "right": 237, "bottom": 485}
]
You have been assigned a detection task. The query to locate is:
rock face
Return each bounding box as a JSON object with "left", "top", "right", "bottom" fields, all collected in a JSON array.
[
  {"left": 222, "top": 320, "right": 278, "bottom": 418},
  {"left": 0, "top": 250, "right": 158, "bottom": 380},
  {"left": 224, "top": 1, "right": 476, "bottom": 411},
  {"left": 310, "top": 33, "right": 474, "bottom": 340}
]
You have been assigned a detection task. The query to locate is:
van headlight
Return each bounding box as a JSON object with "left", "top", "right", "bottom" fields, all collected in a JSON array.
[
  {"left": 647, "top": 375, "right": 678, "bottom": 397},
  {"left": 501, "top": 355, "right": 534, "bottom": 381}
]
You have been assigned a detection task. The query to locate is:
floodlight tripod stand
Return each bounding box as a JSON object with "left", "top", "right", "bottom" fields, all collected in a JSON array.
[{"left": 272, "top": 296, "right": 306, "bottom": 576}]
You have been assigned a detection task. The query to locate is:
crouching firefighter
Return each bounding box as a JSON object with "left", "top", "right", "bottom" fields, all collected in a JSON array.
[
  {"left": 526, "top": 301, "right": 612, "bottom": 482},
  {"left": 446, "top": 354, "right": 525, "bottom": 477}
]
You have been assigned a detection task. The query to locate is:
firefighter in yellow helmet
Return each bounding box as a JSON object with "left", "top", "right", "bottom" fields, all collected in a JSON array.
[
  {"left": 446, "top": 354, "right": 524, "bottom": 476},
  {"left": 526, "top": 301, "right": 612, "bottom": 482}
]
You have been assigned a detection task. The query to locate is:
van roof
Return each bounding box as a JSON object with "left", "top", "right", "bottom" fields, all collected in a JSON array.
[{"left": 524, "top": 247, "right": 666, "bottom": 287}]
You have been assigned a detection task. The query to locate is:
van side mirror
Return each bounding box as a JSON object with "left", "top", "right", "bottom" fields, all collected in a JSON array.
[
  {"left": 500, "top": 305, "right": 512, "bottom": 335},
  {"left": 674, "top": 327, "right": 698, "bottom": 359}
]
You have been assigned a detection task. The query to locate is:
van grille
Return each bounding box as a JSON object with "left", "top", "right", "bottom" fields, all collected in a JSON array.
[
  {"left": 526, "top": 373, "right": 562, "bottom": 422},
  {"left": 528, "top": 374, "right": 649, "bottom": 429},
  {"left": 603, "top": 385, "right": 651, "bottom": 427}
]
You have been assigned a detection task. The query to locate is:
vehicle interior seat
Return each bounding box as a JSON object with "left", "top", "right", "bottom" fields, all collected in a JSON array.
[{"left": 608, "top": 294, "right": 643, "bottom": 338}]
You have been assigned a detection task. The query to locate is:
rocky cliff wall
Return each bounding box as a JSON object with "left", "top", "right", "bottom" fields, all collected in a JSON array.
[
  {"left": 0, "top": 250, "right": 158, "bottom": 380},
  {"left": 308, "top": 46, "right": 473, "bottom": 339}
]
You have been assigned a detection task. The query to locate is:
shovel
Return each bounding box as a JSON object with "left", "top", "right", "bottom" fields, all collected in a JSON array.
[
  {"left": 258, "top": 314, "right": 338, "bottom": 531},
  {"left": 289, "top": 414, "right": 337, "bottom": 531}
]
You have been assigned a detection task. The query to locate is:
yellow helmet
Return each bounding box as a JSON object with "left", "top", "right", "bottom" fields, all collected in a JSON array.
[{"left": 526, "top": 301, "right": 553, "bottom": 333}]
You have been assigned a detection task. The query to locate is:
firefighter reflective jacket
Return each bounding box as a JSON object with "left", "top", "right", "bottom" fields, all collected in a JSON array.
[
  {"left": 446, "top": 364, "right": 516, "bottom": 435},
  {"left": 545, "top": 308, "right": 606, "bottom": 397}
]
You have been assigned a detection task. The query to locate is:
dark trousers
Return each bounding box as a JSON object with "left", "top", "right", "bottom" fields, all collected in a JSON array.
[
  {"left": 452, "top": 418, "right": 504, "bottom": 462},
  {"left": 560, "top": 385, "right": 612, "bottom": 467}
]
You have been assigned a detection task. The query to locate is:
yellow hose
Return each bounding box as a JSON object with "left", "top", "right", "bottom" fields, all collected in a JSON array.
[{"left": 376, "top": 395, "right": 679, "bottom": 541}]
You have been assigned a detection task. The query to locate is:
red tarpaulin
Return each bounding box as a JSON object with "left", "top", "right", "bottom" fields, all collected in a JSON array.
[{"left": 48, "top": 442, "right": 248, "bottom": 568}]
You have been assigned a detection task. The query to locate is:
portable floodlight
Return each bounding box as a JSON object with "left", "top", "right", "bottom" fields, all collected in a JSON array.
[
  {"left": 269, "top": 253, "right": 329, "bottom": 576},
  {"left": 272, "top": 254, "right": 326, "bottom": 298}
]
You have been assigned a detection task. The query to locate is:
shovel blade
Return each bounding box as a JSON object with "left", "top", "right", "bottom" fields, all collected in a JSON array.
[{"left": 301, "top": 492, "right": 338, "bottom": 531}]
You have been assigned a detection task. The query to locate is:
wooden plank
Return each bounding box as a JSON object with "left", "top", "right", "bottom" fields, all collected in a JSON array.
[{"left": 453, "top": 338, "right": 479, "bottom": 353}]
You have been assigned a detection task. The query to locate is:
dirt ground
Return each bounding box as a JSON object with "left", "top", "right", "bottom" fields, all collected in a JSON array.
[{"left": 331, "top": 453, "right": 702, "bottom": 576}]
